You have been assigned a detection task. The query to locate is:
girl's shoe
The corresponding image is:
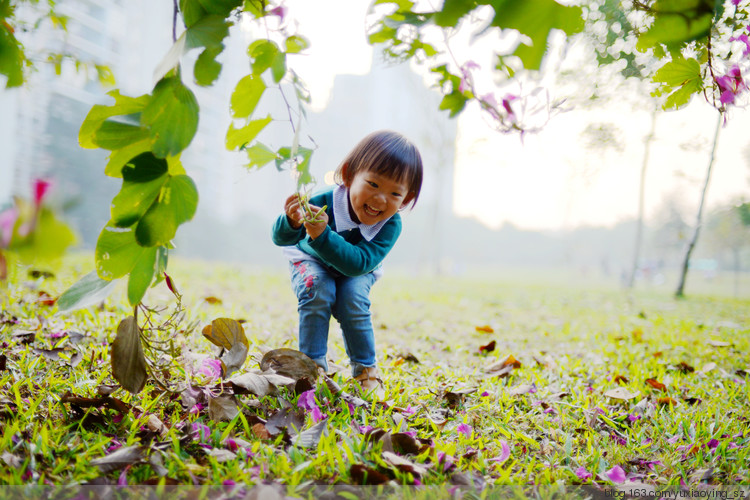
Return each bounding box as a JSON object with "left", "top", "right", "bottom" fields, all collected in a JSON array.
[{"left": 353, "top": 367, "right": 385, "bottom": 400}]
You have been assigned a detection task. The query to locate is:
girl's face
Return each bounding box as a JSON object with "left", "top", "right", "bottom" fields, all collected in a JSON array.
[{"left": 345, "top": 168, "right": 411, "bottom": 225}]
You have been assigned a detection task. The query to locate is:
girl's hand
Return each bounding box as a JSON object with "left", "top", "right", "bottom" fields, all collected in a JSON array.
[
  {"left": 284, "top": 194, "right": 304, "bottom": 229},
  {"left": 303, "top": 204, "right": 329, "bottom": 240}
]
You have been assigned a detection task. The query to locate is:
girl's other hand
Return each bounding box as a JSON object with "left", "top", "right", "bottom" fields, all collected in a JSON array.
[
  {"left": 284, "top": 194, "right": 303, "bottom": 229},
  {"left": 303, "top": 204, "right": 329, "bottom": 240}
]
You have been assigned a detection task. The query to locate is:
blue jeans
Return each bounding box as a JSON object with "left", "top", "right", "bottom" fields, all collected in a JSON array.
[{"left": 289, "top": 259, "right": 378, "bottom": 377}]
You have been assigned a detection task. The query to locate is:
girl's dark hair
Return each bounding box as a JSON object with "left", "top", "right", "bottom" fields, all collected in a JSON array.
[{"left": 335, "top": 130, "right": 423, "bottom": 208}]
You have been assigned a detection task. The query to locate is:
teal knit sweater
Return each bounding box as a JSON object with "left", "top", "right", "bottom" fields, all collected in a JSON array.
[{"left": 271, "top": 187, "right": 402, "bottom": 277}]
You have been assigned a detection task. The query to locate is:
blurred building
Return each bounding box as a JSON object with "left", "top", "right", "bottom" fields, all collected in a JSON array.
[{"left": 1, "top": 1, "right": 458, "bottom": 274}]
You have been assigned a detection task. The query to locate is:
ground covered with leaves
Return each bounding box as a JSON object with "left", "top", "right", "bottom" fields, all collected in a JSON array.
[{"left": 1, "top": 256, "right": 749, "bottom": 495}]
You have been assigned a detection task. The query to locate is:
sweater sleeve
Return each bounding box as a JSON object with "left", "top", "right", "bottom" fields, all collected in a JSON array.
[
  {"left": 307, "top": 216, "right": 402, "bottom": 276},
  {"left": 271, "top": 213, "right": 305, "bottom": 246}
]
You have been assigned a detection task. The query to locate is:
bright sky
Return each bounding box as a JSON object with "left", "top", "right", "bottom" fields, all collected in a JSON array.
[{"left": 284, "top": 0, "right": 750, "bottom": 231}]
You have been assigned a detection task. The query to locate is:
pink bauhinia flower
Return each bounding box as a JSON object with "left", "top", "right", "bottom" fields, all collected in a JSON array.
[
  {"left": 456, "top": 423, "right": 473, "bottom": 437},
  {"left": 199, "top": 358, "right": 222, "bottom": 381},
  {"left": 0, "top": 207, "right": 19, "bottom": 247},
  {"left": 575, "top": 466, "right": 593, "bottom": 481},
  {"left": 487, "top": 440, "right": 511, "bottom": 464},
  {"left": 715, "top": 65, "right": 747, "bottom": 105},
  {"left": 33, "top": 179, "right": 52, "bottom": 206},
  {"left": 606, "top": 465, "right": 627, "bottom": 483}
]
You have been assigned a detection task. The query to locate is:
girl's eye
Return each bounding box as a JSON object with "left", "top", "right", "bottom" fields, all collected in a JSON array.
[{"left": 367, "top": 181, "right": 378, "bottom": 188}]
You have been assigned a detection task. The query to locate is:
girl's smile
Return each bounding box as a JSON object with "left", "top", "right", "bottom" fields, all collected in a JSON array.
[{"left": 346, "top": 170, "right": 411, "bottom": 225}]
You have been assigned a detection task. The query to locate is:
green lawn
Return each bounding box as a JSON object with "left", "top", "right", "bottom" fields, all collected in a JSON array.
[{"left": 1, "top": 255, "right": 748, "bottom": 494}]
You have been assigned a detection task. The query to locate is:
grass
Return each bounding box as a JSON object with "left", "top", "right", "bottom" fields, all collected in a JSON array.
[{"left": 1, "top": 254, "right": 749, "bottom": 493}]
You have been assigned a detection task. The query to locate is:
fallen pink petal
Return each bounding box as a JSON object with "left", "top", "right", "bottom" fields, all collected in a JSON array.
[
  {"left": 575, "top": 466, "right": 592, "bottom": 481},
  {"left": 457, "top": 423, "right": 473, "bottom": 437},
  {"left": 606, "top": 465, "right": 627, "bottom": 483}
]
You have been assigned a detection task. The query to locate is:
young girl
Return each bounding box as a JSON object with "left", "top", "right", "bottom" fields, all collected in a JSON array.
[{"left": 271, "top": 130, "right": 423, "bottom": 396}]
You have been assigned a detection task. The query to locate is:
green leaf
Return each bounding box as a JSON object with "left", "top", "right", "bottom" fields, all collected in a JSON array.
[
  {"left": 104, "top": 138, "right": 152, "bottom": 177},
  {"left": 271, "top": 51, "right": 287, "bottom": 83},
  {"left": 194, "top": 46, "right": 223, "bottom": 86},
  {"left": 285, "top": 35, "right": 310, "bottom": 54},
  {"left": 439, "top": 92, "right": 467, "bottom": 118},
  {"left": 141, "top": 77, "right": 199, "bottom": 158},
  {"left": 111, "top": 153, "right": 169, "bottom": 228},
  {"left": 57, "top": 271, "right": 119, "bottom": 313},
  {"left": 368, "top": 26, "right": 397, "bottom": 44},
  {"left": 93, "top": 120, "right": 150, "bottom": 151},
  {"left": 127, "top": 246, "right": 158, "bottom": 305},
  {"left": 0, "top": 24, "right": 26, "bottom": 88},
  {"left": 96, "top": 225, "right": 150, "bottom": 280},
  {"left": 636, "top": 0, "right": 714, "bottom": 51},
  {"left": 135, "top": 175, "right": 199, "bottom": 247},
  {"left": 489, "top": 0, "right": 584, "bottom": 70},
  {"left": 185, "top": 15, "right": 231, "bottom": 50},
  {"left": 79, "top": 90, "right": 150, "bottom": 150},
  {"left": 652, "top": 56, "right": 702, "bottom": 110},
  {"left": 121, "top": 151, "right": 169, "bottom": 182},
  {"left": 432, "top": 0, "right": 476, "bottom": 27},
  {"left": 226, "top": 115, "right": 272, "bottom": 150},
  {"left": 245, "top": 143, "right": 279, "bottom": 169},
  {"left": 197, "top": 0, "right": 242, "bottom": 17},
  {"left": 249, "top": 39, "right": 280, "bottom": 75},
  {"left": 230, "top": 74, "right": 266, "bottom": 118},
  {"left": 295, "top": 147, "right": 313, "bottom": 188},
  {"left": 9, "top": 206, "right": 77, "bottom": 262},
  {"left": 111, "top": 316, "right": 148, "bottom": 393},
  {"left": 179, "top": 0, "right": 207, "bottom": 27}
]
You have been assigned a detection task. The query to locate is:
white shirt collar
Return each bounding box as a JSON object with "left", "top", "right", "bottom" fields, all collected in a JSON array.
[{"left": 332, "top": 184, "right": 389, "bottom": 241}]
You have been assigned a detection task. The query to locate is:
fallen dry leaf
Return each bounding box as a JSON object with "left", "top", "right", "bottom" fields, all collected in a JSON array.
[
  {"left": 657, "top": 397, "right": 677, "bottom": 406},
  {"left": 475, "top": 325, "right": 494, "bottom": 334},
  {"left": 707, "top": 340, "right": 731, "bottom": 348},
  {"left": 110, "top": 316, "right": 148, "bottom": 394},
  {"left": 90, "top": 445, "right": 144, "bottom": 473},
  {"left": 613, "top": 374, "right": 629, "bottom": 385},
  {"left": 382, "top": 451, "right": 428, "bottom": 477},
  {"left": 350, "top": 464, "right": 391, "bottom": 485},
  {"left": 700, "top": 362, "right": 717, "bottom": 374},
  {"left": 208, "top": 395, "right": 239, "bottom": 422},
  {"left": 204, "top": 296, "right": 223, "bottom": 305},
  {"left": 260, "top": 348, "right": 319, "bottom": 381},
  {"left": 604, "top": 387, "right": 639, "bottom": 400},
  {"left": 645, "top": 378, "right": 667, "bottom": 392},
  {"left": 479, "top": 340, "right": 496, "bottom": 354}
]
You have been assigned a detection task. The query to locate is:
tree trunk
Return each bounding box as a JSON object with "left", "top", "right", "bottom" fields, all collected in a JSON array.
[
  {"left": 675, "top": 112, "right": 722, "bottom": 298},
  {"left": 628, "top": 106, "right": 658, "bottom": 288}
]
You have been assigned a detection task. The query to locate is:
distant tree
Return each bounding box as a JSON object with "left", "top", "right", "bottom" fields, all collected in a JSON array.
[{"left": 704, "top": 203, "right": 750, "bottom": 296}]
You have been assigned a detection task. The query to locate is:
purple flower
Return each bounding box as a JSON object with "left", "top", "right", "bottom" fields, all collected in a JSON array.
[
  {"left": 627, "top": 414, "right": 642, "bottom": 423},
  {"left": 707, "top": 439, "right": 720, "bottom": 450},
  {"left": 269, "top": 6, "right": 287, "bottom": 20},
  {"left": 199, "top": 359, "right": 222, "bottom": 381},
  {"left": 401, "top": 405, "right": 417, "bottom": 417},
  {"left": 437, "top": 451, "right": 455, "bottom": 472},
  {"left": 192, "top": 423, "right": 211, "bottom": 442},
  {"left": 487, "top": 440, "right": 511, "bottom": 464},
  {"left": 641, "top": 438, "right": 653, "bottom": 446},
  {"left": 730, "top": 33, "right": 750, "bottom": 56},
  {"left": 667, "top": 435, "right": 681, "bottom": 444},
  {"left": 117, "top": 468, "right": 128, "bottom": 486},
  {"left": 606, "top": 465, "right": 627, "bottom": 484},
  {"left": 0, "top": 207, "right": 19, "bottom": 247},
  {"left": 610, "top": 434, "right": 627, "bottom": 446},
  {"left": 457, "top": 423, "right": 473, "bottom": 438},
  {"left": 575, "top": 466, "right": 593, "bottom": 481},
  {"left": 402, "top": 431, "right": 417, "bottom": 438},
  {"left": 33, "top": 179, "right": 52, "bottom": 206},
  {"left": 480, "top": 391, "right": 490, "bottom": 397},
  {"left": 715, "top": 65, "right": 747, "bottom": 105},
  {"left": 311, "top": 405, "right": 326, "bottom": 423},
  {"left": 189, "top": 403, "right": 204, "bottom": 415},
  {"left": 297, "top": 390, "right": 317, "bottom": 411},
  {"left": 358, "top": 424, "right": 373, "bottom": 434},
  {"left": 732, "top": 0, "right": 740, "bottom": 5},
  {"left": 225, "top": 438, "right": 238, "bottom": 452},
  {"left": 298, "top": 390, "right": 327, "bottom": 422}
]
